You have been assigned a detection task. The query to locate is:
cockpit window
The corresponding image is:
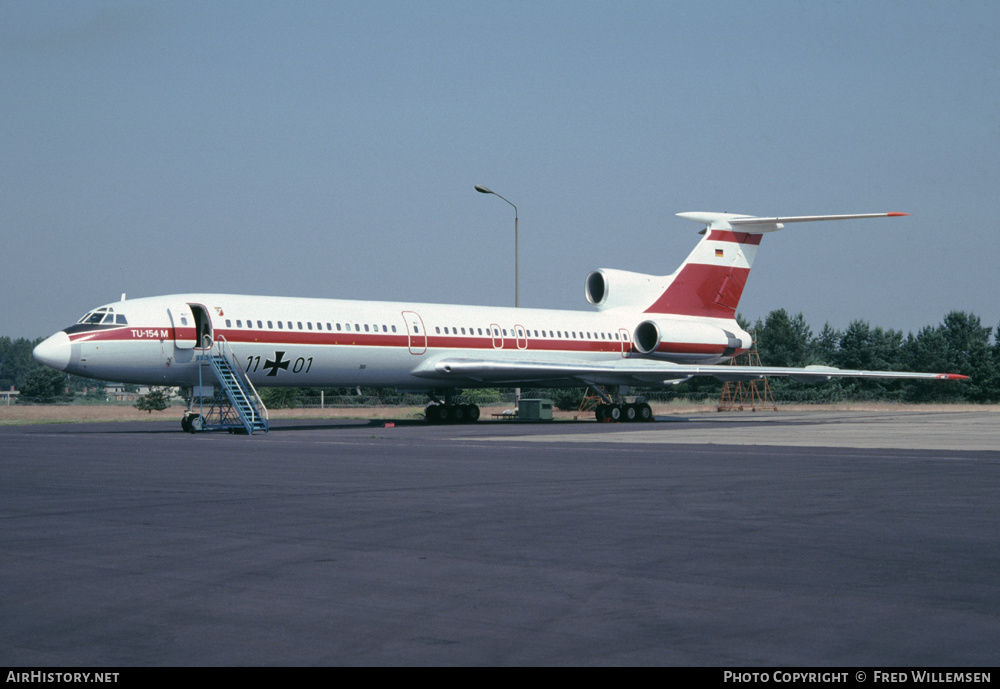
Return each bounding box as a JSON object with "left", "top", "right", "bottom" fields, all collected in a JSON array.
[{"left": 75, "top": 307, "right": 127, "bottom": 326}]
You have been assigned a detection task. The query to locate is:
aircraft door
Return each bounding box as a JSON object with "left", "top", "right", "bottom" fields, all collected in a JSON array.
[
  {"left": 490, "top": 323, "right": 503, "bottom": 349},
  {"left": 168, "top": 305, "right": 197, "bottom": 349},
  {"left": 515, "top": 324, "right": 528, "bottom": 350},
  {"left": 189, "top": 304, "right": 214, "bottom": 349},
  {"left": 619, "top": 328, "right": 632, "bottom": 358},
  {"left": 401, "top": 311, "right": 426, "bottom": 354}
]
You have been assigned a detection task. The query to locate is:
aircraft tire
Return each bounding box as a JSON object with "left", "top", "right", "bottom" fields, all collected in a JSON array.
[
  {"left": 608, "top": 405, "right": 622, "bottom": 422},
  {"left": 624, "top": 404, "right": 638, "bottom": 422},
  {"left": 465, "top": 404, "right": 480, "bottom": 422},
  {"left": 181, "top": 416, "right": 191, "bottom": 433},
  {"left": 637, "top": 402, "right": 653, "bottom": 422},
  {"left": 452, "top": 405, "right": 465, "bottom": 423}
]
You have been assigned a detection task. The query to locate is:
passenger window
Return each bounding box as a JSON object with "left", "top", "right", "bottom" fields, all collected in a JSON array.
[
  {"left": 267, "top": 321, "right": 273, "bottom": 328},
  {"left": 278, "top": 321, "right": 283, "bottom": 329},
  {"left": 226, "top": 319, "right": 232, "bottom": 327},
  {"left": 236, "top": 320, "right": 242, "bottom": 328},
  {"left": 257, "top": 320, "right": 263, "bottom": 328},
  {"left": 364, "top": 324, "right": 370, "bottom": 332}
]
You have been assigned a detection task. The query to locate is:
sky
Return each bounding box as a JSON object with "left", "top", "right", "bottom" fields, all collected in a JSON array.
[{"left": 3, "top": 0, "right": 998, "bottom": 340}]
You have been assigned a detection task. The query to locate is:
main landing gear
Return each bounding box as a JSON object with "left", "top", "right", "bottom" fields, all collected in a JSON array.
[
  {"left": 594, "top": 402, "right": 653, "bottom": 423},
  {"left": 425, "top": 403, "right": 481, "bottom": 424},
  {"left": 588, "top": 386, "right": 654, "bottom": 423},
  {"left": 424, "top": 389, "right": 480, "bottom": 424}
]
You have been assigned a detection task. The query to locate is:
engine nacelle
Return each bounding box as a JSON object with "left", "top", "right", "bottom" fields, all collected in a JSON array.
[
  {"left": 633, "top": 318, "right": 749, "bottom": 360},
  {"left": 585, "top": 269, "right": 668, "bottom": 311}
]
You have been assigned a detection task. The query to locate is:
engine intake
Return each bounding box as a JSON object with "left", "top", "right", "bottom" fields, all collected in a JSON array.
[{"left": 633, "top": 320, "right": 662, "bottom": 355}]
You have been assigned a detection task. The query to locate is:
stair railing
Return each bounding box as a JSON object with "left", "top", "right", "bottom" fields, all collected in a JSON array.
[{"left": 215, "top": 335, "right": 269, "bottom": 431}]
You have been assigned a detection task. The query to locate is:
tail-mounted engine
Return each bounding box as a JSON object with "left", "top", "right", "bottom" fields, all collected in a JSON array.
[
  {"left": 633, "top": 318, "right": 749, "bottom": 361},
  {"left": 585, "top": 269, "right": 669, "bottom": 311}
]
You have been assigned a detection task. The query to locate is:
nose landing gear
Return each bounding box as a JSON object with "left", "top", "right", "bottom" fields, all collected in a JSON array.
[{"left": 181, "top": 412, "right": 202, "bottom": 433}]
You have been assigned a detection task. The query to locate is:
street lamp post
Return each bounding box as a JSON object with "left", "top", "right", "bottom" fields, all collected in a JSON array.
[
  {"left": 476, "top": 184, "right": 520, "bottom": 406},
  {"left": 474, "top": 185, "right": 518, "bottom": 308}
]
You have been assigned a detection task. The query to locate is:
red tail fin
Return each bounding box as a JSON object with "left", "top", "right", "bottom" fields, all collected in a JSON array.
[
  {"left": 644, "top": 229, "right": 761, "bottom": 317},
  {"left": 643, "top": 211, "right": 908, "bottom": 317}
]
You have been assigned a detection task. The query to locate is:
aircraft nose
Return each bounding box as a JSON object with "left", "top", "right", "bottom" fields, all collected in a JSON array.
[{"left": 33, "top": 331, "right": 71, "bottom": 371}]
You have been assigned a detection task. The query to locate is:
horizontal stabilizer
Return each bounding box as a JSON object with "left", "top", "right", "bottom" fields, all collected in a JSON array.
[{"left": 678, "top": 211, "right": 908, "bottom": 233}]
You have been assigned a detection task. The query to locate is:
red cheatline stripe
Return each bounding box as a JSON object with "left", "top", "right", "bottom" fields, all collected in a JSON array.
[{"left": 65, "top": 325, "right": 746, "bottom": 357}]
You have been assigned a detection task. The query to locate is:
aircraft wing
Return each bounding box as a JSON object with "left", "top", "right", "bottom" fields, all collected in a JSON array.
[{"left": 412, "top": 356, "right": 968, "bottom": 387}]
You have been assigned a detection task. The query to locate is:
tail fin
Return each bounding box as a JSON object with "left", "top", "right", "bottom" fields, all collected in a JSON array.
[{"left": 643, "top": 212, "right": 908, "bottom": 318}]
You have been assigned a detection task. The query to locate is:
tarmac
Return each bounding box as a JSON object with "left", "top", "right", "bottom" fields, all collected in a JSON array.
[{"left": 1, "top": 409, "right": 997, "bottom": 666}]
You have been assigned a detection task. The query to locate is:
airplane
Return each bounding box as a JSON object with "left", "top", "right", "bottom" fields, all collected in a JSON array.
[{"left": 32, "top": 210, "right": 966, "bottom": 430}]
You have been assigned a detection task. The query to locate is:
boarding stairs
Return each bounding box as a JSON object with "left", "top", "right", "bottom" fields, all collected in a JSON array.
[{"left": 192, "top": 336, "right": 269, "bottom": 434}]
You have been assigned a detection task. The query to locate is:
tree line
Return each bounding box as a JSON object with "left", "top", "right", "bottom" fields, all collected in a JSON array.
[
  {"left": 4, "top": 308, "right": 998, "bottom": 405},
  {"left": 0, "top": 336, "right": 111, "bottom": 403},
  {"left": 743, "top": 309, "right": 998, "bottom": 403}
]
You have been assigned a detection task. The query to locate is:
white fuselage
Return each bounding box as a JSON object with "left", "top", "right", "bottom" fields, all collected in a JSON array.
[{"left": 35, "top": 292, "right": 751, "bottom": 390}]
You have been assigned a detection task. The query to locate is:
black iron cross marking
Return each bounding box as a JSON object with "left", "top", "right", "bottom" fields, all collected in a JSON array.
[{"left": 263, "top": 351, "right": 290, "bottom": 377}]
